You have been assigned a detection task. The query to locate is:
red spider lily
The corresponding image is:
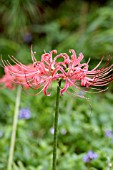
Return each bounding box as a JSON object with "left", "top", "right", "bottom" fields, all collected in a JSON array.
[
  {"left": 0, "top": 66, "right": 15, "bottom": 89},
  {"left": 1, "top": 49, "right": 113, "bottom": 96},
  {"left": 0, "top": 64, "right": 34, "bottom": 89}
]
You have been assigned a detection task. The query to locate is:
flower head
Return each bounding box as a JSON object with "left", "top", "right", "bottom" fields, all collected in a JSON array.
[
  {"left": 18, "top": 108, "right": 31, "bottom": 119},
  {"left": 50, "top": 127, "right": 54, "bottom": 134},
  {"left": 0, "top": 64, "right": 34, "bottom": 89},
  {"left": 0, "top": 65, "right": 15, "bottom": 89},
  {"left": 1, "top": 49, "right": 113, "bottom": 96},
  {"left": 0, "top": 131, "right": 3, "bottom": 138},
  {"left": 83, "top": 150, "right": 98, "bottom": 163},
  {"left": 105, "top": 129, "right": 113, "bottom": 141}
]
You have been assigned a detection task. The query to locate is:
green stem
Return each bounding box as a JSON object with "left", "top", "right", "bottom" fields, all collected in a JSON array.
[
  {"left": 7, "top": 86, "right": 22, "bottom": 170},
  {"left": 52, "top": 80, "right": 61, "bottom": 170},
  {"left": 88, "top": 162, "right": 90, "bottom": 170}
]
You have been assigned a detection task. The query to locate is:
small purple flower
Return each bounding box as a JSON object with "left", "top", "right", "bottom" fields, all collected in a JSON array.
[
  {"left": 105, "top": 130, "right": 113, "bottom": 138},
  {"left": 83, "top": 150, "right": 98, "bottom": 163},
  {"left": 50, "top": 127, "right": 54, "bottom": 134},
  {"left": 0, "top": 131, "right": 3, "bottom": 137},
  {"left": 18, "top": 108, "right": 31, "bottom": 119},
  {"left": 23, "top": 33, "right": 32, "bottom": 44},
  {"left": 61, "top": 128, "right": 67, "bottom": 135}
]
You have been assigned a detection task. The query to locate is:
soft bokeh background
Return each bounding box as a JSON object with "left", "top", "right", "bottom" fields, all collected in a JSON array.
[{"left": 0, "top": 0, "right": 113, "bottom": 170}]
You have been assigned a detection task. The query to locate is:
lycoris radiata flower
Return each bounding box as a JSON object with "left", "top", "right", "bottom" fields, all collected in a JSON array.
[
  {"left": 1, "top": 49, "right": 113, "bottom": 96},
  {"left": 0, "top": 64, "right": 34, "bottom": 89}
]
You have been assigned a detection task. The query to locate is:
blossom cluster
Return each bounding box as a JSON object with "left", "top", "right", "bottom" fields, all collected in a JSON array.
[
  {"left": 0, "top": 64, "right": 33, "bottom": 89},
  {"left": 105, "top": 130, "right": 113, "bottom": 138},
  {"left": 0, "top": 49, "right": 113, "bottom": 95},
  {"left": 105, "top": 130, "right": 113, "bottom": 142},
  {"left": 83, "top": 150, "right": 98, "bottom": 163},
  {"left": 18, "top": 108, "right": 31, "bottom": 119}
]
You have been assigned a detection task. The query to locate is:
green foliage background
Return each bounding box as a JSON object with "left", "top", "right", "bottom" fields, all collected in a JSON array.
[{"left": 0, "top": 0, "right": 113, "bottom": 170}]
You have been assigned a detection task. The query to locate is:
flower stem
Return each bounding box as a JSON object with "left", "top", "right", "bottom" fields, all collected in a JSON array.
[
  {"left": 88, "top": 162, "right": 90, "bottom": 170},
  {"left": 7, "top": 86, "right": 22, "bottom": 170},
  {"left": 52, "top": 80, "right": 61, "bottom": 170}
]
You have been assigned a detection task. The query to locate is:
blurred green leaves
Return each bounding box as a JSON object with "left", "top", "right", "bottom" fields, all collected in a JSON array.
[
  {"left": 0, "top": 0, "right": 113, "bottom": 61},
  {"left": 0, "top": 87, "right": 113, "bottom": 169},
  {"left": 0, "top": 0, "right": 37, "bottom": 40}
]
